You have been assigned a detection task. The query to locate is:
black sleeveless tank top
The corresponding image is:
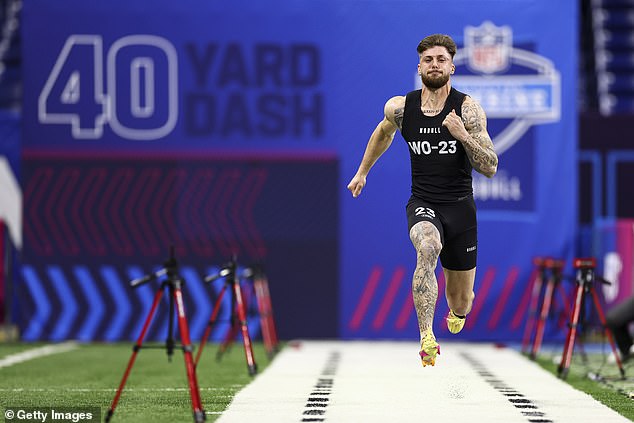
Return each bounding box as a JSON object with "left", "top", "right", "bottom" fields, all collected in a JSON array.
[{"left": 401, "top": 87, "right": 473, "bottom": 202}]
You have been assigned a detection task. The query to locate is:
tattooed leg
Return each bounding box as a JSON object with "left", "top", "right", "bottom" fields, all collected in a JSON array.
[{"left": 409, "top": 221, "right": 442, "bottom": 339}]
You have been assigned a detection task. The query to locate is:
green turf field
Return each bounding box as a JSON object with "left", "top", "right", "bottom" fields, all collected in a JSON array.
[
  {"left": 2, "top": 341, "right": 634, "bottom": 422},
  {"left": 532, "top": 347, "right": 634, "bottom": 421},
  {"left": 0, "top": 342, "right": 275, "bottom": 422}
]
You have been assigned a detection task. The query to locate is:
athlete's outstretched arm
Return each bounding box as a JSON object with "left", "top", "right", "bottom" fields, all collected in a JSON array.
[
  {"left": 347, "top": 96, "right": 404, "bottom": 197},
  {"left": 442, "top": 96, "right": 498, "bottom": 178}
]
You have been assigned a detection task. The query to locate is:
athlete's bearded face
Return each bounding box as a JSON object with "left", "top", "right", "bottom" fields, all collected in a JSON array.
[{"left": 418, "top": 46, "right": 454, "bottom": 89}]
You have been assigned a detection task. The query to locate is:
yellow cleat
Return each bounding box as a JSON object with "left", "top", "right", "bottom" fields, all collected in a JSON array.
[
  {"left": 446, "top": 310, "right": 466, "bottom": 334},
  {"left": 419, "top": 331, "right": 440, "bottom": 367}
]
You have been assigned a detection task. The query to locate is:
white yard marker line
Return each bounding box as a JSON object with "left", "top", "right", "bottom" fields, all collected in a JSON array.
[
  {"left": 0, "top": 342, "right": 78, "bottom": 369},
  {"left": 217, "top": 341, "right": 632, "bottom": 423}
]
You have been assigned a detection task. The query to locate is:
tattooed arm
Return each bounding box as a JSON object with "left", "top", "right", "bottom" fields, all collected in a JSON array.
[
  {"left": 442, "top": 96, "right": 498, "bottom": 178},
  {"left": 347, "top": 96, "right": 405, "bottom": 197}
]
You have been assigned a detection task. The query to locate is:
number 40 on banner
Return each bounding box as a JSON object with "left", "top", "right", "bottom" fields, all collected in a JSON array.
[{"left": 38, "top": 34, "right": 178, "bottom": 141}]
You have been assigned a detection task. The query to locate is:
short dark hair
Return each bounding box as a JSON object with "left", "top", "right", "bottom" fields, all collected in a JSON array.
[{"left": 417, "top": 34, "right": 457, "bottom": 58}]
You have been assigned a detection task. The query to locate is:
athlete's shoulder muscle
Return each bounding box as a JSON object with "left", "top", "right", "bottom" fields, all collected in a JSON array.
[{"left": 384, "top": 96, "right": 406, "bottom": 131}]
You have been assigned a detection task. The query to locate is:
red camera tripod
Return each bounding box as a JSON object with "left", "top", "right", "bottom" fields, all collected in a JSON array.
[
  {"left": 194, "top": 257, "right": 257, "bottom": 376},
  {"left": 106, "top": 249, "right": 206, "bottom": 422},
  {"left": 558, "top": 257, "right": 625, "bottom": 380}
]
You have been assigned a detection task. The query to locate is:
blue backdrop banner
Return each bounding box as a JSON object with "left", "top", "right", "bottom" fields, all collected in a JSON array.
[{"left": 21, "top": 0, "right": 577, "bottom": 342}]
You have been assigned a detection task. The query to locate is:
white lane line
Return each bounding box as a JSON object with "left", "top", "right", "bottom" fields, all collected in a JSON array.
[
  {"left": 217, "top": 341, "right": 632, "bottom": 423},
  {"left": 300, "top": 350, "right": 340, "bottom": 421},
  {"left": 217, "top": 341, "right": 329, "bottom": 423},
  {"left": 0, "top": 342, "right": 78, "bottom": 369}
]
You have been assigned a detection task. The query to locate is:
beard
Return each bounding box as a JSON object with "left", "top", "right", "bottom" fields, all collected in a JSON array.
[{"left": 421, "top": 72, "right": 450, "bottom": 89}]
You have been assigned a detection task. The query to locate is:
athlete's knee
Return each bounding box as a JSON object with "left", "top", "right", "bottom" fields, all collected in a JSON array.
[
  {"left": 410, "top": 222, "right": 442, "bottom": 260},
  {"left": 418, "top": 238, "right": 441, "bottom": 261},
  {"left": 448, "top": 290, "right": 474, "bottom": 315}
]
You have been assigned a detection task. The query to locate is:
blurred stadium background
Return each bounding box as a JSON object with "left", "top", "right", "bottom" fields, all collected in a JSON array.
[{"left": 0, "top": 0, "right": 633, "bottom": 347}]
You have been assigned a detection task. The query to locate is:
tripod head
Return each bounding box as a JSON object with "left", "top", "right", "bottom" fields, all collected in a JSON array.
[
  {"left": 204, "top": 258, "right": 237, "bottom": 284},
  {"left": 204, "top": 256, "right": 256, "bottom": 284},
  {"left": 573, "top": 257, "right": 612, "bottom": 287},
  {"left": 533, "top": 256, "right": 568, "bottom": 284},
  {"left": 546, "top": 258, "right": 565, "bottom": 272},
  {"left": 129, "top": 246, "right": 184, "bottom": 288},
  {"left": 546, "top": 259, "right": 569, "bottom": 284},
  {"left": 130, "top": 268, "right": 166, "bottom": 288},
  {"left": 574, "top": 257, "right": 596, "bottom": 287},
  {"left": 126, "top": 247, "right": 188, "bottom": 363}
]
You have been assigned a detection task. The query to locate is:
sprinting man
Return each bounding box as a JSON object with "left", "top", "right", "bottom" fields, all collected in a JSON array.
[{"left": 347, "top": 34, "right": 498, "bottom": 366}]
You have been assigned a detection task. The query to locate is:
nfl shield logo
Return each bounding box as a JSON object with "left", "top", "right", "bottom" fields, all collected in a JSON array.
[{"left": 465, "top": 21, "right": 512, "bottom": 74}]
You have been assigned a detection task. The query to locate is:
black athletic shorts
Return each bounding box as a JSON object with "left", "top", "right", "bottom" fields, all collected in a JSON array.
[{"left": 405, "top": 194, "right": 477, "bottom": 271}]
